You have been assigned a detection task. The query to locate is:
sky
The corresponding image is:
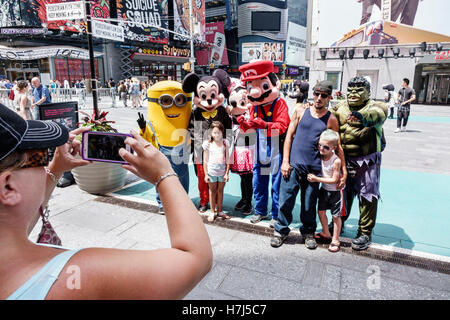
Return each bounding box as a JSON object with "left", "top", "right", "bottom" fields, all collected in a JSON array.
[{"left": 318, "top": 0, "right": 450, "bottom": 46}]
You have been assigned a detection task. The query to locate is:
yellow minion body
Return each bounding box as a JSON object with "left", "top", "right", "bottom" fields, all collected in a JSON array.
[{"left": 140, "top": 81, "right": 192, "bottom": 148}]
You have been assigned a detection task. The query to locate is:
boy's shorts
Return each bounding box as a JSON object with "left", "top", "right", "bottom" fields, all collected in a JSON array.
[
  {"left": 208, "top": 174, "right": 225, "bottom": 183},
  {"left": 318, "top": 187, "right": 346, "bottom": 218}
]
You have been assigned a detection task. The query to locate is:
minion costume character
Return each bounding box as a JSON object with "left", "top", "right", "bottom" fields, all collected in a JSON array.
[{"left": 137, "top": 81, "right": 192, "bottom": 212}]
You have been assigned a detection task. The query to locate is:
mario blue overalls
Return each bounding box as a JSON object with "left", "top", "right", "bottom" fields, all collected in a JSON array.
[{"left": 253, "top": 98, "right": 282, "bottom": 220}]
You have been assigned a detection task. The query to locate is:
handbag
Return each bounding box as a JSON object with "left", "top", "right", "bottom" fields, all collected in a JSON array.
[{"left": 37, "top": 206, "right": 62, "bottom": 246}]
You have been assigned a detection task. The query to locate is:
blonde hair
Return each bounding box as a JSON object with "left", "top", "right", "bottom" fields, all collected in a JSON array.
[{"left": 320, "top": 129, "right": 340, "bottom": 153}]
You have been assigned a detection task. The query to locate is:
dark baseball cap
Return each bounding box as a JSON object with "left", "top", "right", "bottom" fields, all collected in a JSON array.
[
  {"left": 313, "top": 80, "right": 333, "bottom": 95},
  {"left": 0, "top": 103, "right": 68, "bottom": 161}
]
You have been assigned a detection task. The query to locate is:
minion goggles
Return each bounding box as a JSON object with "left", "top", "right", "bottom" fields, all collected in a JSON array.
[{"left": 149, "top": 93, "right": 192, "bottom": 109}]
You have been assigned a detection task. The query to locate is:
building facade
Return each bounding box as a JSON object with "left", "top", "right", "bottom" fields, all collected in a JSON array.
[{"left": 309, "top": 0, "right": 450, "bottom": 104}]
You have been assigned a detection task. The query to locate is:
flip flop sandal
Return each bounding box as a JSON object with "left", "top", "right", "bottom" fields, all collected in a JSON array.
[
  {"left": 207, "top": 213, "right": 216, "bottom": 222},
  {"left": 314, "top": 232, "right": 332, "bottom": 243},
  {"left": 217, "top": 212, "right": 231, "bottom": 219},
  {"left": 328, "top": 242, "right": 340, "bottom": 253}
]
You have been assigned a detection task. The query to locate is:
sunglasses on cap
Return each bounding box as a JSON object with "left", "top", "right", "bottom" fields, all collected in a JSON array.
[
  {"left": 148, "top": 93, "right": 192, "bottom": 109},
  {"left": 318, "top": 143, "right": 331, "bottom": 151},
  {"left": 19, "top": 149, "right": 49, "bottom": 169},
  {"left": 313, "top": 91, "right": 330, "bottom": 99}
]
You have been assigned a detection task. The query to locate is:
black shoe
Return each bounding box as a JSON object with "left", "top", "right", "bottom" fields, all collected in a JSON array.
[
  {"left": 304, "top": 234, "right": 318, "bottom": 250},
  {"left": 270, "top": 234, "right": 288, "bottom": 248},
  {"left": 57, "top": 175, "right": 75, "bottom": 188},
  {"left": 352, "top": 234, "right": 371, "bottom": 251},
  {"left": 242, "top": 204, "right": 253, "bottom": 215},
  {"left": 234, "top": 199, "right": 246, "bottom": 211},
  {"left": 198, "top": 204, "right": 208, "bottom": 213},
  {"left": 250, "top": 214, "right": 268, "bottom": 224}
]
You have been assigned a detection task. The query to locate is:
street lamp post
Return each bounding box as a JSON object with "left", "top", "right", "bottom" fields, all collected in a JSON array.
[
  {"left": 84, "top": 0, "right": 99, "bottom": 119},
  {"left": 188, "top": 0, "right": 195, "bottom": 72}
]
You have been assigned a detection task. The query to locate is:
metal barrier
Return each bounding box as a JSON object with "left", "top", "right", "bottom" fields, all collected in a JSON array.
[{"left": 0, "top": 87, "right": 121, "bottom": 110}]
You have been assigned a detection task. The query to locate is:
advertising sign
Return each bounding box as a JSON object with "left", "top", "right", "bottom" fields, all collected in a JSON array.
[
  {"left": 117, "top": 0, "right": 169, "bottom": 43},
  {"left": 0, "top": 1, "right": 110, "bottom": 33},
  {"left": 195, "top": 22, "right": 229, "bottom": 66},
  {"left": 241, "top": 42, "right": 284, "bottom": 63},
  {"left": 319, "top": 0, "right": 450, "bottom": 47},
  {"left": 92, "top": 20, "right": 124, "bottom": 42},
  {"left": 285, "top": 22, "right": 306, "bottom": 67},
  {"left": 39, "top": 102, "right": 79, "bottom": 131},
  {"left": 46, "top": 1, "right": 85, "bottom": 21},
  {"left": 173, "top": 0, "right": 205, "bottom": 41}
]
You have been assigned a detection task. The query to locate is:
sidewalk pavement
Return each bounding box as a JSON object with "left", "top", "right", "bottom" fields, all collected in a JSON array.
[{"left": 30, "top": 172, "right": 450, "bottom": 300}]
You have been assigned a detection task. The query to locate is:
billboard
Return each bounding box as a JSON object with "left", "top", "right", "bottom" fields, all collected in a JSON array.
[
  {"left": 195, "top": 22, "right": 229, "bottom": 66},
  {"left": 0, "top": 0, "right": 109, "bottom": 33},
  {"left": 318, "top": 0, "right": 450, "bottom": 47},
  {"left": 285, "top": 22, "right": 306, "bottom": 67},
  {"left": 173, "top": 0, "right": 205, "bottom": 41},
  {"left": 241, "top": 42, "right": 284, "bottom": 63},
  {"left": 117, "top": 0, "right": 168, "bottom": 43}
]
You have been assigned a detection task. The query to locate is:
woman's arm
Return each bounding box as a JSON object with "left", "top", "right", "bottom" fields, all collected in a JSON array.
[{"left": 49, "top": 132, "right": 213, "bottom": 300}]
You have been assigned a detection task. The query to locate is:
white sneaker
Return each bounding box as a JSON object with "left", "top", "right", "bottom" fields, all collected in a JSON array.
[
  {"left": 394, "top": 128, "right": 401, "bottom": 133},
  {"left": 401, "top": 127, "right": 406, "bottom": 132}
]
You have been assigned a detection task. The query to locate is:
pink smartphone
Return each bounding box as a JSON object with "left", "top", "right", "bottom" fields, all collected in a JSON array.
[{"left": 82, "top": 131, "right": 133, "bottom": 164}]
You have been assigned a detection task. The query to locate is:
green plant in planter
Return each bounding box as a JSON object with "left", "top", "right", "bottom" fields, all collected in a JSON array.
[{"left": 76, "top": 110, "right": 117, "bottom": 141}]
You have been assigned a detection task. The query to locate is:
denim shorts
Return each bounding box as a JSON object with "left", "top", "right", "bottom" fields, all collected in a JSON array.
[{"left": 208, "top": 174, "right": 225, "bottom": 183}]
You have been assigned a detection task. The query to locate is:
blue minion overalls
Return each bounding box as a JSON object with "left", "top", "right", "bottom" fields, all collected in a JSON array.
[
  {"left": 253, "top": 98, "right": 282, "bottom": 219},
  {"left": 147, "top": 121, "right": 190, "bottom": 209}
]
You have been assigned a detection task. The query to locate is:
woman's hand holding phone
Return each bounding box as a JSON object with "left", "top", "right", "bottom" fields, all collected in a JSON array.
[
  {"left": 119, "top": 130, "right": 173, "bottom": 185},
  {"left": 49, "top": 127, "right": 92, "bottom": 175}
]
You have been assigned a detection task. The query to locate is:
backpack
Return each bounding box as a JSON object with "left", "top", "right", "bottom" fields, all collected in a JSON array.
[{"left": 384, "top": 91, "right": 391, "bottom": 102}]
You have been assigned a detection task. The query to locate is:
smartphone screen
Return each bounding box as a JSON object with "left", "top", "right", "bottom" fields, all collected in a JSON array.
[{"left": 84, "top": 132, "right": 131, "bottom": 164}]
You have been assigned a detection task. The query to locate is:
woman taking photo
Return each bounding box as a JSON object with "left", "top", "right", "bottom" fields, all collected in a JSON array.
[{"left": 0, "top": 103, "right": 212, "bottom": 299}]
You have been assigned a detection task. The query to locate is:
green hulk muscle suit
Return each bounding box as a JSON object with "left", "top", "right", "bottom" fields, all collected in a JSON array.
[{"left": 330, "top": 77, "right": 387, "bottom": 251}]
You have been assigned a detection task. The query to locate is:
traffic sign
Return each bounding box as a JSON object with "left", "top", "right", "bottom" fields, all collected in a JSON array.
[
  {"left": 92, "top": 20, "right": 124, "bottom": 42},
  {"left": 46, "top": 1, "right": 85, "bottom": 21}
]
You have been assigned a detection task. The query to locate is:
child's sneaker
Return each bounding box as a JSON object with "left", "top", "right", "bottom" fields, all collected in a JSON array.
[{"left": 242, "top": 204, "right": 253, "bottom": 215}]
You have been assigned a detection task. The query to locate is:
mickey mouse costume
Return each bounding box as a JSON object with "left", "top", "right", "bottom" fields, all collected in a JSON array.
[{"left": 183, "top": 69, "right": 233, "bottom": 212}]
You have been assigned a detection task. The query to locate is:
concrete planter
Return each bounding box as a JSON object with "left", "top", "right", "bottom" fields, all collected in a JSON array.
[{"left": 72, "top": 161, "right": 126, "bottom": 195}]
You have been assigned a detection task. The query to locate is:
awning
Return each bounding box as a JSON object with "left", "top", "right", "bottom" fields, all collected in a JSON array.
[
  {"left": 131, "top": 53, "right": 189, "bottom": 63},
  {"left": 0, "top": 45, "right": 103, "bottom": 60}
]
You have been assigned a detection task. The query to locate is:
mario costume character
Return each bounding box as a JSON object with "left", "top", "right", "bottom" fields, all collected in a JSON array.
[
  {"left": 237, "top": 60, "right": 290, "bottom": 225},
  {"left": 183, "top": 69, "right": 232, "bottom": 213},
  {"left": 137, "top": 80, "right": 192, "bottom": 213},
  {"left": 227, "top": 78, "right": 255, "bottom": 215}
]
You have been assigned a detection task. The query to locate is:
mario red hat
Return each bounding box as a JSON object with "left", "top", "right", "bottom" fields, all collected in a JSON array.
[{"left": 239, "top": 60, "right": 274, "bottom": 82}]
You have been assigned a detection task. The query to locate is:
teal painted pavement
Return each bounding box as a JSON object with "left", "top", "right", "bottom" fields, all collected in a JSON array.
[
  {"left": 113, "top": 165, "right": 450, "bottom": 257},
  {"left": 391, "top": 115, "right": 450, "bottom": 124}
]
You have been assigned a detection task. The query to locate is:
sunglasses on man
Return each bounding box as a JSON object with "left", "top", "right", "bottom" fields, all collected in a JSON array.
[{"left": 313, "top": 91, "right": 329, "bottom": 99}]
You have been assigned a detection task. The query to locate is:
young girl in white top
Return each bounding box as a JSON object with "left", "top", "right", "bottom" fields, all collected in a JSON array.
[
  {"left": 203, "top": 121, "right": 231, "bottom": 222},
  {"left": 307, "top": 129, "right": 345, "bottom": 253}
]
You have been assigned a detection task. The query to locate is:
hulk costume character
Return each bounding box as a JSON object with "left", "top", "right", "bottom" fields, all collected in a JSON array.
[{"left": 331, "top": 77, "right": 387, "bottom": 251}]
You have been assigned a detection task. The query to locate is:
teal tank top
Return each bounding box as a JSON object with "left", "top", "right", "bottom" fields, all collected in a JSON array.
[{"left": 6, "top": 245, "right": 83, "bottom": 300}]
